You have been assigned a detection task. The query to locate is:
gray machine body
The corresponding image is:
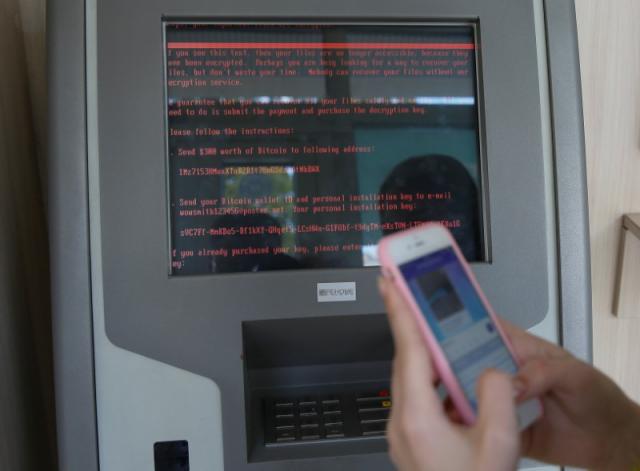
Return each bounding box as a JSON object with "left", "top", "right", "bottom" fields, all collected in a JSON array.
[{"left": 48, "top": 0, "right": 591, "bottom": 470}]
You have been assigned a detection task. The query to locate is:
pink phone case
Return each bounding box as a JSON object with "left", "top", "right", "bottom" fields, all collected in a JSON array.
[{"left": 378, "top": 222, "right": 531, "bottom": 425}]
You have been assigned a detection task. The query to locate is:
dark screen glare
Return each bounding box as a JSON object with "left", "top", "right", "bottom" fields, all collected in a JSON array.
[{"left": 165, "top": 24, "right": 485, "bottom": 275}]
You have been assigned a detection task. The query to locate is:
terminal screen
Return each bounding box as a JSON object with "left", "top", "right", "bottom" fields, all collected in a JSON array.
[{"left": 165, "top": 24, "right": 486, "bottom": 275}]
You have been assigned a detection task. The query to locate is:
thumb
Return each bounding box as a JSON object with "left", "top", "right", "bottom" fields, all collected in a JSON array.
[
  {"left": 514, "top": 356, "right": 572, "bottom": 401},
  {"left": 472, "top": 370, "right": 520, "bottom": 469},
  {"left": 474, "top": 370, "right": 519, "bottom": 460}
]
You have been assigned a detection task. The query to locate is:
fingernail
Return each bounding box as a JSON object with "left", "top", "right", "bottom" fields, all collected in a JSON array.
[{"left": 512, "top": 377, "right": 526, "bottom": 399}]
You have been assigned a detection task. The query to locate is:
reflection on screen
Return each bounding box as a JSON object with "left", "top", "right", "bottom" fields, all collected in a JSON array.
[
  {"left": 400, "top": 247, "right": 516, "bottom": 410},
  {"left": 165, "top": 24, "right": 485, "bottom": 275}
]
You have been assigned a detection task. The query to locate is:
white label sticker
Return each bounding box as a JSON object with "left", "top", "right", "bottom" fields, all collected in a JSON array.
[{"left": 317, "top": 282, "right": 357, "bottom": 303}]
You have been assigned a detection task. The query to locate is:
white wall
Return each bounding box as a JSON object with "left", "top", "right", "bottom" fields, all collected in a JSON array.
[{"left": 576, "top": 0, "right": 640, "bottom": 400}]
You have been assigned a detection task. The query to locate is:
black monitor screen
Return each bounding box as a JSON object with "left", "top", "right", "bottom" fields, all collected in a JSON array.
[{"left": 165, "top": 23, "right": 486, "bottom": 275}]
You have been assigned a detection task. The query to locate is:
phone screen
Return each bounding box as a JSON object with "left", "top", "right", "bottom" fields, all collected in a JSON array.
[{"left": 399, "top": 246, "right": 517, "bottom": 410}]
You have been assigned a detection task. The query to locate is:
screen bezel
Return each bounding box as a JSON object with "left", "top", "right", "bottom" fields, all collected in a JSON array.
[{"left": 162, "top": 20, "right": 491, "bottom": 277}]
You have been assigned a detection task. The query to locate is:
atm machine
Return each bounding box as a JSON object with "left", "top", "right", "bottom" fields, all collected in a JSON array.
[{"left": 48, "top": 0, "right": 591, "bottom": 470}]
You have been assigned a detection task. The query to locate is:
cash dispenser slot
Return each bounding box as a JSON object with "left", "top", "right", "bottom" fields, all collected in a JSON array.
[{"left": 242, "top": 314, "right": 393, "bottom": 462}]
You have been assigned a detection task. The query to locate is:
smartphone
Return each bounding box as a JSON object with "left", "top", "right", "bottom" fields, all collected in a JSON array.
[{"left": 378, "top": 223, "right": 542, "bottom": 429}]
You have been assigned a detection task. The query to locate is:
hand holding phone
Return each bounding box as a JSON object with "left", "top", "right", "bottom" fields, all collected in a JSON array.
[
  {"left": 378, "top": 275, "right": 522, "bottom": 471},
  {"left": 378, "top": 223, "right": 542, "bottom": 428}
]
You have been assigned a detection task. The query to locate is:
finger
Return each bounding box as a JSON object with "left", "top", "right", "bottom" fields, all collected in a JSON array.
[
  {"left": 474, "top": 370, "right": 520, "bottom": 467},
  {"left": 476, "top": 369, "right": 518, "bottom": 432},
  {"left": 498, "top": 317, "right": 565, "bottom": 362},
  {"left": 389, "top": 350, "right": 404, "bottom": 411},
  {"left": 514, "top": 357, "right": 573, "bottom": 401},
  {"left": 379, "top": 277, "right": 446, "bottom": 422}
]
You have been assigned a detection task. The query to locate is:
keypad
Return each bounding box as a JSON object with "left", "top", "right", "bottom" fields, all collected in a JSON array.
[
  {"left": 324, "top": 421, "right": 345, "bottom": 438},
  {"left": 356, "top": 389, "right": 391, "bottom": 436},
  {"left": 275, "top": 428, "right": 296, "bottom": 442},
  {"left": 299, "top": 403, "right": 320, "bottom": 416},
  {"left": 361, "top": 420, "right": 387, "bottom": 436},
  {"left": 265, "top": 388, "right": 391, "bottom": 445},
  {"left": 275, "top": 416, "right": 295, "bottom": 428}
]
